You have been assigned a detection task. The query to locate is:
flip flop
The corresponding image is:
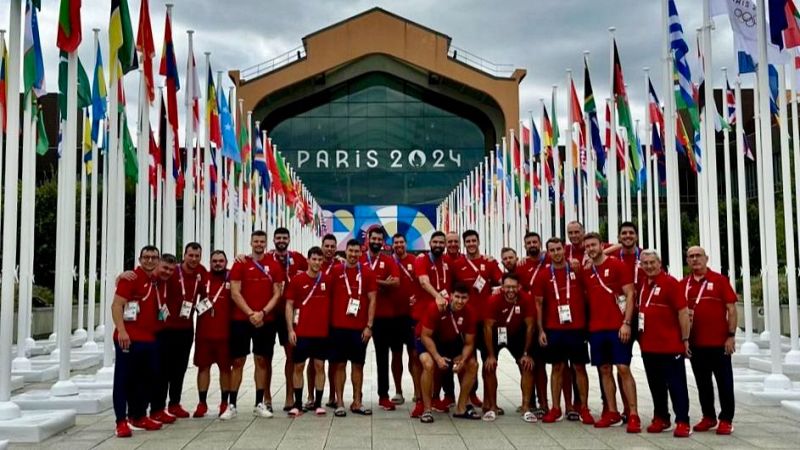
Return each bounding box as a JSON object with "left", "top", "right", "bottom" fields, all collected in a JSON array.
[
  {"left": 288, "top": 407, "right": 302, "bottom": 417},
  {"left": 334, "top": 407, "right": 347, "bottom": 417},
  {"left": 420, "top": 411, "right": 434, "bottom": 423},
  {"left": 350, "top": 405, "right": 372, "bottom": 416},
  {"left": 522, "top": 411, "right": 537, "bottom": 423},
  {"left": 453, "top": 409, "right": 481, "bottom": 420},
  {"left": 314, "top": 407, "right": 327, "bottom": 416},
  {"left": 496, "top": 407, "right": 505, "bottom": 416},
  {"left": 325, "top": 400, "right": 338, "bottom": 408},
  {"left": 482, "top": 410, "right": 497, "bottom": 422},
  {"left": 303, "top": 401, "right": 315, "bottom": 411}
]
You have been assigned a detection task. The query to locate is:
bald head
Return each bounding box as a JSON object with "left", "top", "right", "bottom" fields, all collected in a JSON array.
[
  {"left": 445, "top": 231, "right": 461, "bottom": 256},
  {"left": 686, "top": 246, "right": 709, "bottom": 276},
  {"left": 567, "top": 221, "right": 585, "bottom": 246}
]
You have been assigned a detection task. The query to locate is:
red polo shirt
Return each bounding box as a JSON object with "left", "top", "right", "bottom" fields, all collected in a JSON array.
[
  {"left": 680, "top": 269, "right": 738, "bottom": 348},
  {"left": 196, "top": 270, "right": 232, "bottom": 341},
  {"left": 392, "top": 253, "right": 417, "bottom": 318},
  {"left": 329, "top": 262, "right": 377, "bottom": 330},
  {"left": 164, "top": 264, "right": 207, "bottom": 330},
  {"left": 360, "top": 252, "right": 401, "bottom": 318},
  {"left": 485, "top": 291, "right": 535, "bottom": 336},
  {"left": 565, "top": 244, "right": 585, "bottom": 265},
  {"left": 618, "top": 247, "right": 645, "bottom": 293},
  {"left": 417, "top": 302, "right": 476, "bottom": 344},
  {"left": 517, "top": 254, "right": 550, "bottom": 293},
  {"left": 286, "top": 271, "right": 331, "bottom": 338},
  {"left": 115, "top": 266, "right": 160, "bottom": 343},
  {"left": 451, "top": 255, "right": 503, "bottom": 321},
  {"left": 639, "top": 271, "right": 687, "bottom": 354},
  {"left": 533, "top": 264, "right": 587, "bottom": 330},
  {"left": 229, "top": 255, "right": 285, "bottom": 321},
  {"left": 412, "top": 253, "right": 450, "bottom": 321},
  {"left": 582, "top": 256, "right": 633, "bottom": 332}
]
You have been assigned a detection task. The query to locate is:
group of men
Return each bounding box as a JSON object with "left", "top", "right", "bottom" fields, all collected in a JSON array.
[{"left": 111, "top": 221, "right": 738, "bottom": 440}]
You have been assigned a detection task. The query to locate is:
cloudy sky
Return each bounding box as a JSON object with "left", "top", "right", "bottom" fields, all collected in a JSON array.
[{"left": 1, "top": 0, "right": 748, "bottom": 143}]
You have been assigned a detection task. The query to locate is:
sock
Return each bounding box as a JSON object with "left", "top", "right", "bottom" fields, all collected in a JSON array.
[
  {"left": 198, "top": 391, "right": 208, "bottom": 404},
  {"left": 229, "top": 391, "right": 238, "bottom": 407},
  {"left": 293, "top": 388, "right": 303, "bottom": 408},
  {"left": 255, "top": 389, "right": 265, "bottom": 406},
  {"left": 221, "top": 391, "right": 229, "bottom": 404},
  {"left": 314, "top": 389, "right": 323, "bottom": 408}
]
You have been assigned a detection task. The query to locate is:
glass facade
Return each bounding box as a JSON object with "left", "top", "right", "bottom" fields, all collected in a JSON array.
[{"left": 269, "top": 73, "right": 487, "bottom": 205}]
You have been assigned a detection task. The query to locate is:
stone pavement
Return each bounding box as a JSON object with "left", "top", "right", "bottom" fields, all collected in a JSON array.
[{"left": 8, "top": 343, "right": 800, "bottom": 449}]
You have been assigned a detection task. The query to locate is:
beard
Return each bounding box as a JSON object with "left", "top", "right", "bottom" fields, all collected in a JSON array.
[
  {"left": 369, "top": 243, "right": 383, "bottom": 253},
  {"left": 430, "top": 247, "right": 445, "bottom": 257},
  {"left": 212, "top": 268, "right": 227, "bottom": 276},
  {"left": 526, "top": 248, "right": 540, "bottom": 258},
  {"left": 274, "top": 242, "right": 289, "bottom": 252}
]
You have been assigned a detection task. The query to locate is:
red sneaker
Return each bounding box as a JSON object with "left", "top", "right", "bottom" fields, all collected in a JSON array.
[
  {"left": 131, "top": 416, "right": 163, "bottom": 431},
  {"left": 579, "top": 407, "right": 595, "bottom": 425},
  {"left": 149, "top": 410, "right": 176, "bottom": 424},
  {"left": 168, "top": 404, "right": 190, "bottom": 418},
  {"left": 693, "top": 416, "right": 718, "bottom": 432},
  {"left": 410, "top": 401, "right": 424, "bottom": 418},
  {"left": 716, "top": 420, "right": 734, "bottom": 435},
  {"left": 378, "top": 397, "right": 396, "bottom": 411},
  {"left": 594, "top": 411, "right": 622, "bottom": 428},
  {"left": 193, "top": 402, "right": 208, "bottom": 418},
  {"left": 218, "top": 402, "right": 228, "bottom": 417},
  {"left": 469, "top": 393, "right": 483, "bottom": 408},
  {"left": 646, "top": 417, "right": 671, "bottom": 433},
  {"left": 443, "top": 395, "right": 456, "bottom": 408},
  {"left": 115, "top": 420, "right": 132, "bottom": 438},
  {"left": 432, "top": 398, "right": 450, "bottom": 413},
  {"left": 626, "top": 414, "right": 642, "bottom": 433},
  {"left": 673, "top": 422, "right": 691, "bottom": 438},
  {"left": 542, "top": 408, "right": 563, "bottom": 423}
]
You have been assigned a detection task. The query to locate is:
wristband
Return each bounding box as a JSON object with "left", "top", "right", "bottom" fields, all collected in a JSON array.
[
  {"left": 727, "top": 331, "right": 736, "bottom": 337},
  {"left": 622, "top": 320, "right": 631, "bottom": 326}
]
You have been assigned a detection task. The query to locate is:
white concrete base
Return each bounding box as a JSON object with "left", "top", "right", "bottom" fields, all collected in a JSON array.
[
  {"left": 30, "top": 353, "right": 101, "bottom": 371},
  {"left": 732, "top": 348, "right": 771, "bottom": 366},
  {"left": 10, "top": 377, "right": 24, "bottom": 392},
  {"left": 12, "top": 365, "right": 59, "bottom": 383},
  {"left": 733, "top": 367, "right": 770, "bottom": 383},
  {"left": 0, "top": 439, "right": 7, "bottom": 449},
  {"left": 781, "top": 400, "right": 800, "bottom": 417},
  {"left": 94, "top": 324, "right": 106, "bottom": 339},
  {"left": 13, "top": 390, "right": 113, "bottom": 415},
  {"left": 70, "top": 373, "right": 114, "bottom": 390},
  {"left": 79, "top": 339, "right": 99, "bottom": 352},
  {"left": 68, "top": 346, "right": 104, "bottom": 358},
  {"left": 0, "top": 409, "right": 76, "bottom": 443},
  {"left": 73, "top": 328, "right": 87, "bottom": 340},
  {"left": 734, "top": 379, "right": 800, "bottom": 406},
  {"left": 749, "top": 357, "right": 800, "bottom": 380},
  {"left": 27, "top": 340, "right": 56, "bottom": 357}
]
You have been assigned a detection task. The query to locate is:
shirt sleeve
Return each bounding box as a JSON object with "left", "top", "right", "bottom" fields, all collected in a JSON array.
[
  {"left": 229, "top": 262, "right": 244, "bottom": 282},
  {"left": 668, "top": 277, "right": 688, "bottom": 310},
  {"left": 413, "top": 255, "right": 428, "bottom": 278},
  {"left": 284, "top": 278, "right": 298, "bottom": 303},
  {"left": 115, "top": 278, "right": 134, "bottom": 299},
  {"left": 521, "top": 292, "right": 536, "bottom": 318},
  {"left": 720, "top": 277, "right": 738, "bottom": 304}
]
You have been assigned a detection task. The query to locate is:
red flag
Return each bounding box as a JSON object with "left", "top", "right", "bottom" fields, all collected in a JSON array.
[
  {"left": 570, "top": 79, "right": 586, "bottom": 148},
  {"left": 56, "top": 0, "right": 82, "bottom": 52},
  {"left": 148, "top": 129, "right": 160, "bottom": 193},
  {"left": 785, "top": 0, "right": 800, "bottom": 49},
  {"left": 159, "top": 8, "right": 183, "bottom": 196},
  {"left": 266, "top": 137, "right": 283, "bottom": 195},
  {"left": 136, "top": 0, "right": 155, "bottom": 103}
]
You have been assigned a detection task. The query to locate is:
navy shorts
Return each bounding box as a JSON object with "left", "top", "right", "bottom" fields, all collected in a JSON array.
[
  {"left": 275, "top": 313, "right": 290, "bottom": 347},
  {"left": 374, "top": 316, "right": 412, "bottom": 353},
  {"left": 589, "top": 330, "right": 633, "bottom": 366},
  {"left": 479, "top": 329, "right": 526, "bottom": 362},
  {"left": 292, "top": 337, "right": 328, "bottom": 363},
  {"left": 415, "top": 337, "right": 463, "bottom": 359},
  {"left": 544, "top": 329, "right": 590, "bottom": 365},
  {"left": 327, "top": 328, "right": 368, "bottom": 364},
  {"left": 229, "top": 320, "right": 277, "bottom": 360}
]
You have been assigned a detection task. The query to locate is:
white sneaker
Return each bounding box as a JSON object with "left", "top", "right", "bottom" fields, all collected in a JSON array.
[
  {"left": 219, "top": 405, "right": 237, "bottom": 420},
  {"left": 253, "top": 402, "right": 274, "bottom": 418}
]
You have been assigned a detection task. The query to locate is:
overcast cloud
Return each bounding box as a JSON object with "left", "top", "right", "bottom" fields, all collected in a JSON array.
[{"left": 1, "top": 0, "right": 742, "bottom": 144}]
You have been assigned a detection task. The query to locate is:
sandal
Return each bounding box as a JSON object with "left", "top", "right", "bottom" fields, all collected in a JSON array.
[
  {"left": 314, "top": 407, "right": 327, "bottom": 416},
  {"left": 350, "top": 405, "right": 372, "bottom": 416},
  {"left": 496, "top": 407, "right": 505, "bottom": 416},
  {"left": 566, "top": 410, "right": 580, "bottom": 421},
  {"left": 325, "top": 400, "right": 338, "bottom": 408},
  {"left": 453, "top": 409, "right": 481, "bottom": 420},
  {"left": 282, "top": 405, "right": 293, "bottom": 412},
  {"left": 522, "top": 411, "right": 537, "bottom": 423},
  {"left": 482, "top": 411, "right": 497, "bottom": 422},
  {"left": 304, "top": 400, "right": 315, "bottom": 411},
  {"left": 288, "top": 407, "right": 302, "bottom": 417},
  {"left": 334, "top": 407, "right": 347, "bottom": 417},
  {"left": 420, "top": 411, "right": 434, "bottom": 423}
]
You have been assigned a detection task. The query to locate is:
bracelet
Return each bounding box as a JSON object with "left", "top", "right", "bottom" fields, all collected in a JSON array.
[{"left": 622, "top": 320, "right": 631, "bottom": 326}]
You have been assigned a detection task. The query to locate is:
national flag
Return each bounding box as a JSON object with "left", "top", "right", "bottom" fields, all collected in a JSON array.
[
  {"left": 725, "top": 78, "right": 736, "bottom": 126},
  {"left": 584, "top": 56, "right": 605, "bottom": 174},
  {"left": 58, "top": 51, "right": 91, "bottom": 116},
  {"left": 743, "top": 132, "right": 755, "bottom": 161},
  {"left": 56, "top": 0, "right": 82, "bottom": 53},
  {"left": 206, "top": 65, "right": 221, "bottom": 148},
  {"left": 83, "top": 108, "right": 92, "bottom": 173},
  {"left": 34, "top": 101, "right": 49, "bottom": 155},
  {"left": 0, "top": 35, "right": 8, "bottom": 131},
  {"left": 712, "top": 0, "right": 786, "bottom": 73},
  {"left": 23, "top": 1, "right": 46, "bottom": 97},
  {"left": 604, "top": 102, "right": 611, "bottom": 154},
  {"left": 159, "top": 8, "right": 183, "bottom": 194},
  {"left": 569, "top": 79, "right": 585, "bottom": 174},
  {"left": 217, "top": 85, "right": 241, "bottom": 163},
  {"left": 542, "top": 106, "right": 554, "bottom": 184},
  {"left": 109, "top": 0, "right": 138, "bottom": 82},
  {"left": 531, "top": 116, "right": 542, "bottom": 158},
  {"left": 648, "top": 78, "right": 664, "bottom": 128},
  {"left": 91, "top": 44, "right": 106, "bottom": 143},
  {"left": 612, "top": 39, "right": 640, "bottom": 185},
  {"left": 266, "top": 137, "right": 283, "bottom": 195},
  {"left": 148, "top": 127, "right": 160, "bottom": 191},
  {"left": 252, "top": 126, "right": 271, "bottom": 191},
  {"left": 276, "top": 151, "right": 297, "bottom": 204},
  {"left": 210, "top": 147, "right": 219, "bottom": 218},
  {"left": 119, "top": 83, "right": 138, "bottom": 179},
  {"left": 769, "top": 0, "right": 799, "bottom": 50},
  {"left": 669, "top": 0, "right": 701, "bottom": 130},
  {"left": 136, "top": 0, "right": 155, "bottom": 103},
  {"left": 186, "top": 43, "right": 200, "bottom": 136}
]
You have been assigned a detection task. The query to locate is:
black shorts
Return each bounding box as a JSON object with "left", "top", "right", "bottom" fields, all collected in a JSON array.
[
  {"left": 415, "top": 337, "right": 463, "bottom": 360},
  {"left": 229, "top": 320, "right": 277, "bottom": 360},
  {"left": 293, "top": 337, "right": 328, "bottom": 363},
  {"left": 543, "top": 329, "right": 590, "bottom": 365},
  {"left": 275, "top": 312, "right": 290, "bottom": 347},
  {"left": 374, "top": 316, "right": 413, "bottom": 353},
  {"left": 481, "top": 328, "right": 526, "bottom": 362},
  {"left": 327, "top": 328, "right": 368, "bottom": 364}
]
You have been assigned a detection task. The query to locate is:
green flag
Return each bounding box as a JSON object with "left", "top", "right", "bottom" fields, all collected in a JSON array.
[
  {"left": 34, "top": 101, "right": 49, "bottom": 155},
  {"left": 120, "top": 111, "right": 137, "bottom": 179},
  {"left": 58, "top": 51, "right": 92, "bottom": 116}
]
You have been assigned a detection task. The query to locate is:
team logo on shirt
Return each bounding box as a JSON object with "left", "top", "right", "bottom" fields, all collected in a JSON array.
[
  {"left": 224, "top": 282, "right": 231, "bottom": 289},
  {"left": 708, "top": 282, "right": 714, "bottom": 291},
  {"left": 480, "top": 263, "right": 485, "bottom": 271},
  {"left": 321, "top": 283, "right": 326, "bottom": 291},
  {"left": 379, "top": 261, "right": 385, "bottom": 269},
  {"left": 654, "top": 287, "right": 661, "bottom": 295},
  {"left": 457, "top": 317, "right": 463, "bottom": 325},
  {"left": 604, "top": 268, "right": 609, "bottom": 277}
]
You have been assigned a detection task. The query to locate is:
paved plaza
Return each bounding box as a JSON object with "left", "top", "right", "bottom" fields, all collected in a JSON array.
[{"left": 4, "top": 342, "right": 799, "bottom": 450}]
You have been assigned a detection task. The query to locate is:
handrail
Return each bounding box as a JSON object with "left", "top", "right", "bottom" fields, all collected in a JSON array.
[
  {"left": 447, "top": 45, "right": 515, "bottom": 78},
  {"left": 240, "top": 45, "right": 307, "bottom": 81}
]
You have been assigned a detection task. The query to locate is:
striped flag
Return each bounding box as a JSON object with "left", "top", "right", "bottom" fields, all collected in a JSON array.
[
  {"left": 23, "top": 1, "right": 46, "bottom": 97},
  {"left": 669, "top": 0, "right": 702, "bottom": 171},
  {"left": 109, "top": 0, "right": 137, "bottom": 82},
  {"left": 136, "top": 0, "right": 155, "bottom": 104},
  {"left": 159, "top": 7, "right": 183, "bottom": 192},
  {"left": 91, "top": 43, "right": 106, "bottom": 143},
  {"left": 206, "top": 64, "right": 221, "bottom": 148},
  {"left": 56, "top": 0, "right": 82, "bottom": 53},
  {"left": 584, "top": 55, "right": 605, "bottom": 175},
  {"left": 725, "top": 78, "right": 736, "bottom": 126},
  {"left": 252, "top": 126, "right": 270, "bottom": 190}
]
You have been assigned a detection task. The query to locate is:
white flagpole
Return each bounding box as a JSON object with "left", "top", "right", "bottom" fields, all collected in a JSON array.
[
  {"left": 539, "top": 101, "right": 551, "bottom": 238},
  {"left": 527, "top": 116, "right": 535, "bottom": 231},
  {"left": 622, "top": 125, "right": 632, "bottom": 222},
  {"left": 0, "top": 31, "right": 4, "bottom": 242},
  {"left": 644, "top": 68, "right": 654, "bottom": 249},
  {"left": 702, "top": 0, "right": 722, "bottom": 271},
  {"left": 225, "top": 85, "right": 235, "bottom": 258},
  {"left": 98, "top": 119, "right": 109, "bottom": 340},
  {"left": 565, "top": 71, "right": 575, "bottom": 225},
  {"left": 76, "top": 112, "right": 88, "bottom": 339},
  {"left": 214, "top": 72, "right": 224, "bottom": 251},
  {"left": 721, "top": 68, "right": 736, "bottom": 289},
  {"left": 500, "top": 138, "right": 508, "bottom": 246},
  {"left": 753, "top": 81, "right": 769, "bottom": 339},
  {"left": 135, "top": 65, "right": 149, "bottom": 260},
  {"left": 608, "top": 27, "right": 619, "bottom": 243},
  {"left": 85, "top": 31, "right": 103, "bottom": 351},
  {"left": 635, "top": 120, "right": 643, "bottom": 238},
  {"left": 696, "top": 28, "right": 711, "bottom": 266},
  {"left": 183, "top": 30, "right": 196, "bottom": 247},
  {"left": 661, "top": 0, "right": 682, "bottom": 278},
  {"left": 202, "top": 52, "right": 212, "bottom": 260},
  {"left": 791, "top": 62, "right": 800, "bottom": 362},
  {"left": 13, "top": 94, "right": 34, "bottom": 370},
  {"left": 778, "top": 64, "right": 799, "bottom": 362},
  {"left": 552, "top": 85, "right": 561, "bottom": 239}
]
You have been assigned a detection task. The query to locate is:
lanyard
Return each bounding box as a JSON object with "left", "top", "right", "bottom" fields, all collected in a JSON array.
[
  {"left": 621, "top": 247, "right": 640, "bottom": 286},
  {"left": 343, "top": 263, "right": 362, "bottom": 299},
  {"left": 206, "top": 272, "right": 229, "bottom": 308},
  {"left": 367, "top": 252, "right": 380, "bottom": 271},
  {"left": 550, "top": 263, "right": 571, "bottom": 303},
  {"left": 503, "top": 300, "right": 519, "bottom": 324},
  {"left": 448, "top": 308, "right": 461, "bottom": 336},
  {"left": 324, "top": 259, "right": 334, "bottom": 275},
  {"left": 155, "top": 280, "right": 167, "bottom": 308},
  {"left": 684, "top": 277, "right": 709, "bottom": 307},
  {"left": 528, "top": 254, "right": 545, "bottom": 287},
  {"left": 640, "top": 281, "right": 657, "bottom": 308},
  {"left": 178, "top": 266, "right": 200, "bottom": 304},
  {"left": 301, "top": 273, "right": 323, "bottom": 306},
  {"left": 465, "top": 257, "right": 481, "bottom": 276},
  {"left": 251, "top": 257, "right": 274, "bottom": 282},
  {"left": 591, "top": 263, "right": 614, "bottom": 295},
  {"left": 429, "top": 253, "right": 446, "bottom": 291},
  {"left": 395, "top": 254, "right": 413, "bottom": 281}
]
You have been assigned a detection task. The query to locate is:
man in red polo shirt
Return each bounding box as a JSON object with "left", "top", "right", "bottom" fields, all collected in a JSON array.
[
  {"left": 361, "top": 227, "right": 402, "bottom": 411},
  {"left": 444, "top": 231, "right": 463, "bottom": 266},
  {"left": 638, "top": 250, "right": 692, "bottom": 437},
  {"left": 112, "top": 246, "right": 167, "bottom": 438},
  {"left": 229, "top": 230, "right": 284, "bottom": 419},
  {"left": 265, "top": 227, "right": 308, "bottom": 412},
  {"left": 410, "top": 231, "right": 450, "bottom": 417},
  {"left": 317, "top": 233, "right": 338, "bottom": 408},
  {"left": 535, "top": 237, "right": 594, "bottom": 425},
  {"left": 565, "top": 221, "right": 587, "bottom": 266},
  {"left": 329, "top": 239, "right": 377, "bottom": 417},
  {"left": 582, "top": 232, "right": 640, "bottom": 432},
  {"left": 417, "top": 284, "right": 480, "bottom": 423},
  {"left": 681, "top": 246, "right": 738, "bottom": 435},
  {"left": 194, "top": 250, "right": 233, "bottom": 420},
  {"left": 482, "top": 273, "right": 537, "bottom": 423},
  {"left": 151, "top": 243, "right": 207, "bottom": 421},
  {"left": 285, "top": 247, "right": 331, "bottom": 417},
  {"left": 391, "top": 233, "right": 419, "bottom": 407}
]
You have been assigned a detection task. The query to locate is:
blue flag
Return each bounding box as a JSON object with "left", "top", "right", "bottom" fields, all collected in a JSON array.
[
  {"left": 252, "top": 125, "right": 270, "bottom": 190},
  {"left": 91, "top": 44, "right": 107, "bottom": 143},
  {"left": 217, "top": 85, "right": 241, "bottom": 163}
]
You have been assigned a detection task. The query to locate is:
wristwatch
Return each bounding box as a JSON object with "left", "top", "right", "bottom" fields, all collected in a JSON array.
[{"left": 727, "top": 331, "right": 736, "bottom": 337}]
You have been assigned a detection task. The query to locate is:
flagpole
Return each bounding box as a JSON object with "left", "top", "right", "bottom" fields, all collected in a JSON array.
[
  {"left": 635, "top": 120, "right": 643, "bottom": 238},
  {"left": 224, "top": 83, "right": 235, "bottom": 259},
  {"left": 643, "top": 68, "right": 654, "bottom": 248},
  {"left": 606, "top": 29, "right": 619, "bottom": 243},
  {"left": 214, "top": 71, "right": 224, "bottom": 251},
  {"left": 183, "top": 30, "right": 196, "bottom": 247},
  {"left": 156, "top": 86, "right": 164, "bottom": 252},
  {"left": 0, "top": 30, "right": 4, "bottom": 241},
  {"left": 565, "top": 71, "right": 575, "bottom": 225},
  {"left": 778, "top": 64, "right": 800, "bottom": 363},
  {"left": 97, "top": 116, "right": 109, "bottom": 342},
  {"left": 85, "top": 28, "right": 103, "bottom": 352},
  {"left": 753, "top": 80, "right": 769, "bottom": 339},
  {"left": 661, "top": 0, "right": 682, "bottom": 277},
  {"left": 720, "top": 68, "right": 736, "bottom": 289},
  {"left": 76, "top": 111, "right": 89, "bottom": 340},
  {"left": 202, "top": 52, "right": 212, "bottom": 261},
  {"left": 695, "top": 27, "right": 711, "bottom": 267},
  {"left": 702, "top": 0, "right": 722, "bottom": 271},
  {"left": 539, "top": 101, "right": 551, "bottom": 237},
  {"left": 135, "top": 64, "right": 149, "bottom": 259},
  {"left": 791, "top": 62, "right": 800, "bottom": 362},
  {"left": 622, "top": 124, "right": 632, "bottom": 222}
]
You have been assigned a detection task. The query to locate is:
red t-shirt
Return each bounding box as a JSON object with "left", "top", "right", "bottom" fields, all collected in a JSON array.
[
  {"left": 618, "top": 248, "right": 645, "bottom": 293},
  {"left": 412, "top": 253, "right": 451, "bottom": 321},
  {"left": 196, "top": 270, "right": 232, "bottom": 340},
  {"left": 392, "top": 253, "right": 417, "bottom": 317},
  {"left": 534, "top": 264, "right": 587, "bottom": 330},
  {"left": 285, "top": 271, "right": 331, "bottom": 338},
  {"left": 417, "top": 302, "right": 477, "bottom": 344},
  {"left": 164, "top": 264, "right": 207, "bottom": 330},
  {"left": 329, "top": 262, "right": 378, "bottom": 330},
  {"left": 321, "top": 258, "right": 337, "bottom": 277},
  {"left": 485, "top": 291, "right": 535, "bottom": 336},
  {"left": 582, "top": 257, "right": 633, "bottom": 332},
  {"left": 229, "top": 255, "right": 285, "bottom": 321},
  {"left": 267, "top": 250, "right": 308, "bottom": 284},
  {"left": 680, "top": 270, "right": 738, "bottom": 348},
  {"left": 360, "top": 252, "right": 401, "bottom": 318},
  {"left": 639, "top": 272, "right": 687, "bottom": 354},
  {"left": 451, "top": 255, "right": 503, "bottom": 322},
  {"left": 565, "top": 243, "right": 585, "bottom": 265},
  {"left": 114, "top": 266, "right": 160, "bottom": 343},
  {"left": 517, "top": 254, "right": 550, "bottom": 293}
]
